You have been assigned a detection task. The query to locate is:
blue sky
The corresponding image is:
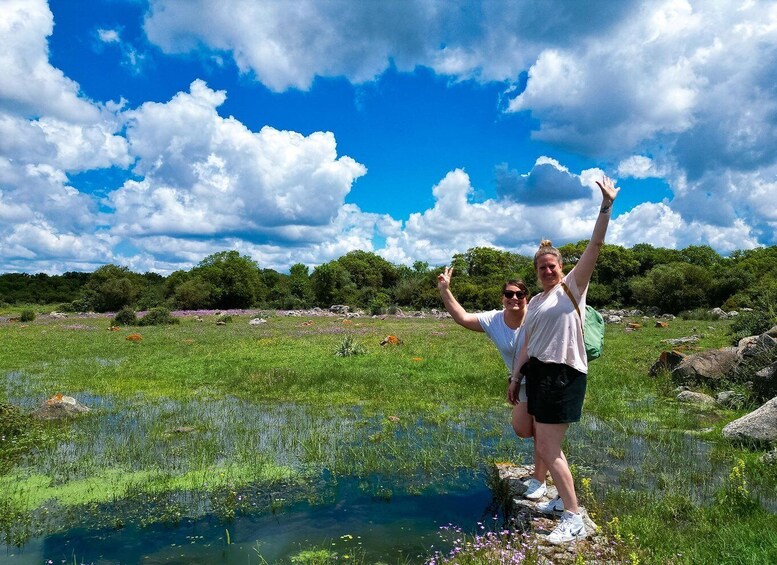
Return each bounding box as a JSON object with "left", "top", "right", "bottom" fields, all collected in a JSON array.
[{"left": 1, "top": 0, "right": 775, "bottom": 275}]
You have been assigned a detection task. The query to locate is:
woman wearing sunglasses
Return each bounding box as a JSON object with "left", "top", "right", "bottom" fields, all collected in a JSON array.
[{"left": 437, "top": 268, "right": 549, "bottom": 499}]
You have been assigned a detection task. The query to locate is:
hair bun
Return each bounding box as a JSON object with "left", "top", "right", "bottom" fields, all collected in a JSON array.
[{"left": 539, "top": 239, "right": 553, "bottom": 247}]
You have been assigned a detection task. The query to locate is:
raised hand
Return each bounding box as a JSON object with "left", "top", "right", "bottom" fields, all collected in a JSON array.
[
  {"left": 437, "top": 266, "right": 453, "bottom": 291},
  {"left": 595, "top": 175, "right": 620, "bottom": 204}
]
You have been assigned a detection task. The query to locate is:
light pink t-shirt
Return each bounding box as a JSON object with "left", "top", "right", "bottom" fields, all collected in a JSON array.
[{"left": 523, "top": 269, "right": 588, "bottom": 374}]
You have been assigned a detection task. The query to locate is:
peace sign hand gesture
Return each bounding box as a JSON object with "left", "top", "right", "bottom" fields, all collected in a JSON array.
[{"left": 437, "top": 266, "right": 454, "bottom": 292}]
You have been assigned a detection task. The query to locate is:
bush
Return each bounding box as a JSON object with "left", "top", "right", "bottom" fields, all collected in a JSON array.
[
  {"left": 19, "top": 309, "right": 35, "bottom": 322},
  {"left": 137, "top": 307, "right": 179, "bottom": 326},
  {"left": 334, "top": 335, "right": 366, "bottom": 357},
  {"left": 368, "top": 292, "right": 391, "bottom": 315},
  {"left": 678, "top": 308, "right": 719, "bottom": 321},
  {"left": 730, "top": 308, "right": 776, "bottom": 344},
  {"left": 113, "top": 307, "right": 137, "bottom": 326},
  {"left": 216, "top": 314, "right": 233, "bottom": 323}
]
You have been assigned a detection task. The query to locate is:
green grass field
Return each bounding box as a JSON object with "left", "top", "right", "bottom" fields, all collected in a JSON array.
[{"left": 1, "top": 311, "right": 775, "bottom": 563}]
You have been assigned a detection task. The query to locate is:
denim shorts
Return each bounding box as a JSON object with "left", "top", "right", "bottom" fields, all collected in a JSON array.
[{"left": 521, "top": 357, "right": 587, "bottom": 424}]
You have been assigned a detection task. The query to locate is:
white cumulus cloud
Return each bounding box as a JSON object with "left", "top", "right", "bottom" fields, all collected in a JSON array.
[{"left": 109, "top": 80, "right": 367, "bottom": 242}]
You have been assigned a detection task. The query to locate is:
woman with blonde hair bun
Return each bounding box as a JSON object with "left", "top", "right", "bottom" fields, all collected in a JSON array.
[{"left": 508, "top": 175, "right": 619, "bottom": 544}]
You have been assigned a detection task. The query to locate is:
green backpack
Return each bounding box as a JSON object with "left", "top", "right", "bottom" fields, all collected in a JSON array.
[{"left": 561, "top": 282, "right": 605, "bottom": 361}]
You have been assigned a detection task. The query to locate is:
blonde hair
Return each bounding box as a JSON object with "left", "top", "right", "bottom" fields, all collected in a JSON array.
[{"left": 533, "top": 239, "right": 562, "bottom": 267}]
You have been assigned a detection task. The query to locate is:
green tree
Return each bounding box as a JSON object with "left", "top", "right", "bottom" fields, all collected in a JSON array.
[
  {"left": 311, "top": 261, "right": 357, "bottom": 307},
  {"left": 630, "top": 262, "right": 714, "bottom": 314},
  {"left": 78, "top": 265, "right": 147, "bottom": 312},
  {"left": 190, "top": 251, "right": 265, "bottom": 309},
  {"left": 631, "top": 243, "right": 683, "bottom": 274},
  {"left": 453, "top": 247, "right": 525, "bottom": 277},
  {"left": 288, "top": 263, "right": 314, "bottom": 307},
  {"left": 680, "top": 245, "right": 721, "bottom": 268},
  {"left": 173, "top": 276, "right": 217, "bottom": 310}
]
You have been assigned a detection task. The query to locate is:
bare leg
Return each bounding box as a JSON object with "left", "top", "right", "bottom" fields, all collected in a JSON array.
[
  {"left": 511, "top": 403, "right": 549, "bottom": 483},
  {"left": 534, "top": 421, "right": 578, "bottom": 513}
]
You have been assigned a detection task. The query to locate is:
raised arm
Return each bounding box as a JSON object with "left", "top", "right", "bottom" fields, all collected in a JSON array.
[
  {"left": 437, "top": 266, "right": 483, "bottom": 332},
  {"left": 573, "top": 175, "right": 620, "bottom": 289}
]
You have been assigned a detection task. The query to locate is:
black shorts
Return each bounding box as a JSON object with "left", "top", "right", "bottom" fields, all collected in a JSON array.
[{"left": 521, "top": 357, "right": 587, "bottom": 424}]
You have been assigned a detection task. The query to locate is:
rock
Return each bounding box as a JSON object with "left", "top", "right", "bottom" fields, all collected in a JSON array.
[
  {"left": 767, "top": 326, "right": 777, "bottom": 338},
  {"left": 606, "top": 315, "right": 622, "bottom": 324},
  {"left": 662, "top": 335, "right": 702, "bottom": 346},
  {"left": 738, "top": 335, "right": 760, "bottom": 349},
  {"left": 493, "top": 462, "right": 611, "bottom": 560},
  {"left": 753, "top": 361, "right": 777, "bottom": 401},
  {"left": 33, "top": 394, "right": 89, "bottom": 420},
  {"left": 249, "top": 318, "right": 267, "bottom": 325},
  {"left": 673, "top": 385, "right": 690, "bottom": 393},
  {"left": 716, "top": 390, "right": 747, "bottom": 409},
  {"left": 627, "top": 322, "right": 642, "bottom": 329},
  {"left": 728, "top": 311, "right": 739, "bottom": 317},
  {"left": 722, "top": 397, "right": 777, "bottom": 446},
  {"left": 649, "top": 350, "right": 686, "bottom": 376},
  {"left": 330, "top": 305, "right": 349, "bottom": 314},
  {"left": 676, "top": 391, "right": 716, "bottom": 405},
  {"left": 49, "top": 311, "right": 68, "bottom": 319},
  {"left": 671, "top": 347, "right": 739, "bottom": 385},
  {"left": 710, "top": 307, "right": 728, "bottom": 319},
  {"left": 739, "top": 334, "right": 777, "bottom": 359}
]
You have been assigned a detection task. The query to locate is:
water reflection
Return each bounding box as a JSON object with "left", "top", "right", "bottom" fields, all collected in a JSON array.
[{"left": 0, "top": 395, "right": 769, "bottom": 564}]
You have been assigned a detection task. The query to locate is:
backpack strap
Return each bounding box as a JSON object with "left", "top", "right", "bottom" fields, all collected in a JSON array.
[{"left": 560, "top": 281, "right": 584, "bottom": 335}]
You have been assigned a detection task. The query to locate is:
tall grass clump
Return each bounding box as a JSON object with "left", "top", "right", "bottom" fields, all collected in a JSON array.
[
  {"left": 19, "top": 309, "right": 35, "bottom": 322},
  {"left": 678, "top": 308, "right": 719, "bottom": 321},
  {"left": 334, "top": 335, "right": 366, "bottom": 357}
]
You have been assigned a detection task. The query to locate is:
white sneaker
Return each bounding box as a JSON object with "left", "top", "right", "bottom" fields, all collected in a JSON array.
[
  {"left": 547, "top": 510, "right": 586, "bottom": 544},
  {"left": 537, "top": 496, "right": 564, "bottom": 516},
  {"left": 522, "top": 478, "right": 547, "bottom": 500}
]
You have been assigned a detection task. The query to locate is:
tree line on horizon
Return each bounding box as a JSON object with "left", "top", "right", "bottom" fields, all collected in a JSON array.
[{"left": 1, "top": 243, "right": 776, "bottom": 316}]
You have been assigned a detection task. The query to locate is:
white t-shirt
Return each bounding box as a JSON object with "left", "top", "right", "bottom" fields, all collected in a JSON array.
[
  {"left": 475, "top": 309, "right": 525, "bottom": 374},
  {"left": 523, "top": 270, "right": 588, "bottom": 374}
]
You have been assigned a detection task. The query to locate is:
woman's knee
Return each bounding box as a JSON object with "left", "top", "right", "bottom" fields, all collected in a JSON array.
[
  {"left": 512, "top": 420, "right": 533, "bottom": 438},
  {"left": 512, "top": 404, "right": 534, "bottom": 438}
]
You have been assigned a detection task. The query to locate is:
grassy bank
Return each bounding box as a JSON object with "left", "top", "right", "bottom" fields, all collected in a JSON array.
[{"left": 1, "top": 312, "right": 775, "bottom": 563}]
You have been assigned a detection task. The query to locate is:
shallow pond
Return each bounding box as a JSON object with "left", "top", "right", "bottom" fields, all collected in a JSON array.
[
  {"left": 1, "top": 472, "right": 500, "bottom": 564},
  {"left": 1, "top": 393, "right": 771, "bottom": 564}
]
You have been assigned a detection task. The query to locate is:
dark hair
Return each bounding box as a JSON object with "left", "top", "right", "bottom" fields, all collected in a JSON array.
[
  {"left": 502, "top": 279, "right": 530, "bottom": 297},
  {"left": 533, "top": 239, "right": 562, "bottom": 267}
]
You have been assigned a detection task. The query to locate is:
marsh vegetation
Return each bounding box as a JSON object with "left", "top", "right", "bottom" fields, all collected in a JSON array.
[{"left": 1, "top": 312, "right": 775, "bottom": 563}]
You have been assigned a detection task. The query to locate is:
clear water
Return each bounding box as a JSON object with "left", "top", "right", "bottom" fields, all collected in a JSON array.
[
  {"left": 1, "top": 380, "right": 769, "bottom": 564},
  {"left": 1, "top": 473, "right": 500, "bottom": 564}
]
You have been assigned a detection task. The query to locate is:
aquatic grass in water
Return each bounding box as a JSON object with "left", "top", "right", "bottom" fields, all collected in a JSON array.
[{"left": 2, "top": 314, "right": 777, "bottom": 562}]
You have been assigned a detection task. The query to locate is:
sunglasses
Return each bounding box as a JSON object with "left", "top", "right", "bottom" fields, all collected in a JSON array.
[{"left": 503, "top": 290, "right": 527, "bottom": 299}]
